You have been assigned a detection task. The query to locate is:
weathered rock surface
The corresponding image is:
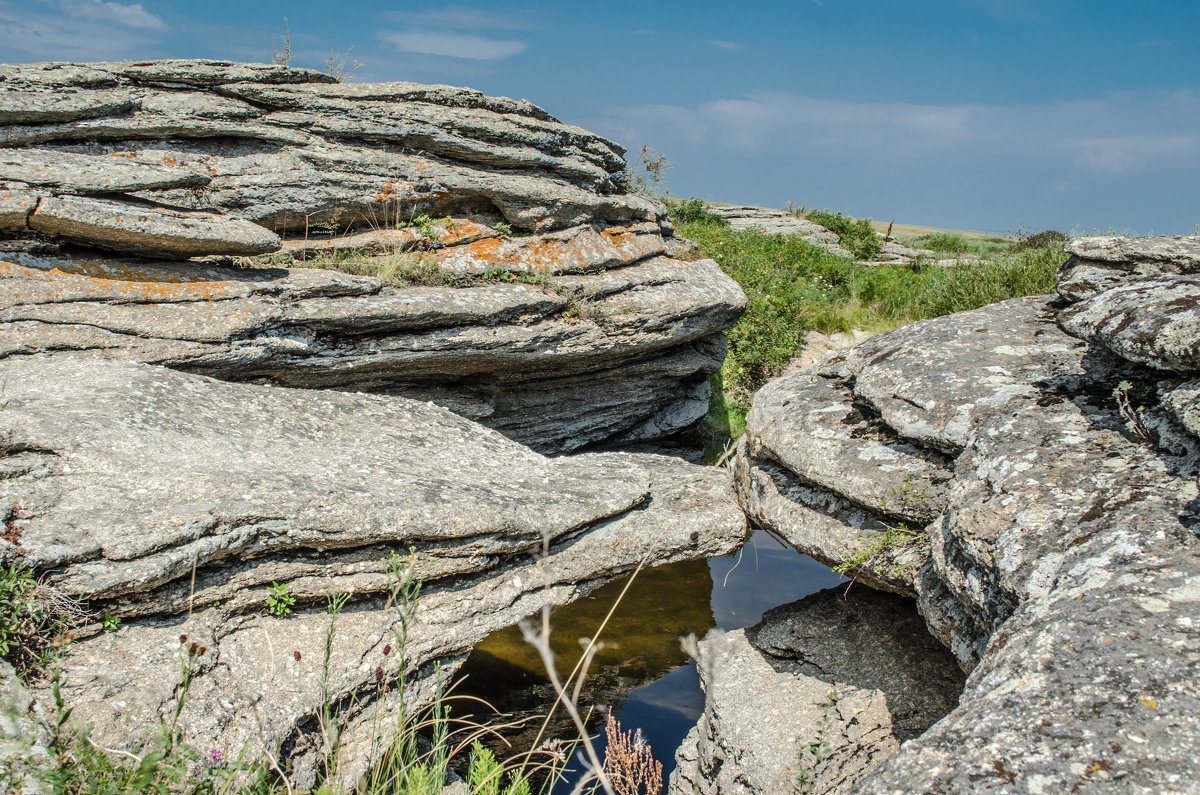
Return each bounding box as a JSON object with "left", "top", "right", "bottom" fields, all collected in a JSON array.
[
  {"left": 725, "top": 281, "right": 1200, "bottom": 791},
  {"left": 1056, "top": 234, "right": 1200, "bottom": 302},
  {"left": 0, "top": 59, "right": 745, "bottom": 452},
  {"left": 708, "top": 205, "right": 941, "bottom": 265},
  {"left": 1058, "top": 275, "right": 1200, "bottom": 373},
  {"left": 0, "top": 356, "right": 746, "bottom": 787},
  {"left": 669, "top": 587, "right": 963, "bottom": 795},
  {"left": 709, "top": 205, "right": 848, "bottom": 255},
  {"left": 0, "top": 248, "right": 742, "bottom": 452}
]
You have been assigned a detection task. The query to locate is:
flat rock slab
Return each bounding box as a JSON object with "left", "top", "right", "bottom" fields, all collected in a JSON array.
[
  {"left": 0, "top": 249, "right": 743, "bottom": 453},
  {"left": 0, "top": 147, "right": 210, "bottom": 193},
  {"left": 1057, "top": 235, "right": 1200, "bottom": 302},
  {"left": 0, "top": 356, "right": 745, "bottom": 786},
  {"left": 669, "top": 587, "right": 963, "bottom": 795},
  {"left": 28, "top": 195, "right": 281, "bottom": 258},
  {"left": 1058, "top": 275, "right": 1200, "bottom": 372},
  {"left": 0, "top": 87, "right": 137, "bottom": 124},
  {"left": 732, "top": 295, "right": 1200, "bottom": 792}
]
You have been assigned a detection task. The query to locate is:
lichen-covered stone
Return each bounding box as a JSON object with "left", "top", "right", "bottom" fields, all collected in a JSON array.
[
  {"left": 0, "top": 59, "right": 744, "bottom": 451},
  {"left": 1058, "top": 275, "right": 1200, "bottom": 373},
  {"left": 1057, "top": 235, "right": 1200, "bottom": 302},
  {"left": 1, "top": 356, "right": 746, "bottom": 788},
  {"left": 28, "top": 195, "right": 281, "bottom": 257},
  {"left": 668, "top": 588, "right": 963, "bottom": 795},
  {"left": 728, "top": 295, "right": 1200, "bottom": 792}
]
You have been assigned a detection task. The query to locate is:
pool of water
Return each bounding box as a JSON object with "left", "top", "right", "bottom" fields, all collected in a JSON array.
[{"left": 451, "top": 529, "right": 846, "bottom": 789}]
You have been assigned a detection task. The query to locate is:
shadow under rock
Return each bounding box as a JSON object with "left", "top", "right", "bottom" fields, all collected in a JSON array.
[{"left": 746, "top": 585, "right": 964, "bottom": 741}]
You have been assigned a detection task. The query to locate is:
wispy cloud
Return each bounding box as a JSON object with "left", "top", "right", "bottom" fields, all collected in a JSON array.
[
  {"left": 584, "top": 89, "right": 1200, "bottom": 232},
  {"left": 377, "top": 4, "right": 529, "bottom": 62},
  {"left": 68, "top": 0, "right": 166, "bottom": 30},
  {"left": 379, "top": 5, "right": 533, "bottom": 30},
  {"left": 380, "top": 29, "right": 525, "bottom": 60},
  {"left": 0, "top": 0, "right": 168, "bottom": 59},
  {"left": 1139, "top": 38, "right": 1175, "bottom": 48},
  {"left": 705, "top": 39, "right": 743, "bottom": 51}
]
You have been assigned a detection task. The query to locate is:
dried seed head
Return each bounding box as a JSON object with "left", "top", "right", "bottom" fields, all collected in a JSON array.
[
  {"left": 383, "top": 644, "right": 391, "bottom": 656},
  {"left": 294, "top": 651, "right": 302, "bottom": 661},
  {"left": 375, "top": 666, "right": 383, "bottom": 682},
  {"left": 179, "top": 634, "right": 188, "bottom": 644}
]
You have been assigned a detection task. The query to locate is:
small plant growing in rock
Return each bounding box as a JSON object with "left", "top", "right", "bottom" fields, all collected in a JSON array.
[
  {"left": 494, "top": 222, "right": 513, "bottom": 236},
  {"left": 266, "top": 581, "right": 295, "bottom": 618},
  {"left": 101, "top": 611, "right": 120, "bottom": 632},
  {"left": 272, "top": 17, "right": 291, "bottom": 67},
  {"left": 1113, "top": 380, "right": 1152, "bottom": 441},
  {"left": 834, "top": 525, "right": 927, "bottom": 581},
  {"left": 793, "top": 690, "right": 837, "bottom": 794},
  {"left": 668, "top": 198, "right": 729, "bottom": 227},
  {"left": 324, "top": 45, "right": 363, "bottom": 82},
  {"left": 806, "top": 209, "right": 883, "bottom": 261}
]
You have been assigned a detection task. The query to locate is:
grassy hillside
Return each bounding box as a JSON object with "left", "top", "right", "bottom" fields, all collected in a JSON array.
[{"left": 669, "top": 203, "right": 1069, "bottom": 457}]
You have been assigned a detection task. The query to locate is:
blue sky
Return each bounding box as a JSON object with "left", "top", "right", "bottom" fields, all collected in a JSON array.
[{"left": 2, "top": 0, "right": 1198, "bottom": 234}]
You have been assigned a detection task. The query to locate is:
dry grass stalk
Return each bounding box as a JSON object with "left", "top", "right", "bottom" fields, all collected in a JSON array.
[{"left": 603, "top": 713, "right": 663, "bottom": 795}]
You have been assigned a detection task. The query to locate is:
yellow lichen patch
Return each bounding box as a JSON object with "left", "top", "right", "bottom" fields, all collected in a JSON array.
[
  {"left": 0, "top": 256, "right": 254, "bottom": 302},
  {"left": 1139, "top": 697, "right": 1157, "bottom": 708}
]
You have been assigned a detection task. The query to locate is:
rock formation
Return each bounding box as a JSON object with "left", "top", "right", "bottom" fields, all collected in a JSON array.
[
  {"left": 690, "top": 235, "right": 1200, "bottom": 793},
  {"left": 1, "top": 356, "right": 746, "bottom": 788},
  {"left": 0, "top": 59, "right": 750, "bottom": 789},
  {"left": 0, "top": 59, "right": 745, "bottom": 453},
  {"left": 669, "top": 587, "right": 963, "bottom": 795},
  {"left": 709, "top": 205, "right": 946, "bottom": 266}
]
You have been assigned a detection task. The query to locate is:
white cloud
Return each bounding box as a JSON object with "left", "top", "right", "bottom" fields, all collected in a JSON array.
[
  {"left": 380, "top": 29, "right": 525, "bottom": 60},
  {"left": 589, "top": 90, "right": 1200, "bottom": 177},
  {"left": 379, "top": 5, "right": 532, "bottom": 31},
  {"left": 0, "top": 0, "right": 167, "bottom": 59},
  {"left": 706, "top": 40, "right": 743, "bottom": 51},
  {"left": 69, "top": 0, "right": 167, "bottom": 30}
]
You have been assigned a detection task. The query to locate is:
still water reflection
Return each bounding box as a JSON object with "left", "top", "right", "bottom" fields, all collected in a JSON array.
[{"left": 453, "top": 529, "right": 846, "bottom": 789}]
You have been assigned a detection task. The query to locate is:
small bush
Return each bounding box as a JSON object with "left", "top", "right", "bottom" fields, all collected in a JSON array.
[
  {"left": 806, "top": 210, "right": 883, "bottom": 261},
  {"left": 667, "top": 198, "right": 729, "bottom": 227},
  {"left": 1009, "top": 229, "right": 1067, "bottom": 252}
]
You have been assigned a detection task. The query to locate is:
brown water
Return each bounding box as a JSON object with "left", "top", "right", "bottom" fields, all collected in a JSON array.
[{"left": 452, "top": 529, "right": 846, "bottom": 789}]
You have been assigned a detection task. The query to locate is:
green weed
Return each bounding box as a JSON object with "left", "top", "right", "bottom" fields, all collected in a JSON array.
[
  {"left": 834, "top": 525, "right": 928, "bottom": 581},
  {"left": 805, "top": 210, "right": 883, "bottom": 261},
  {"left": 266, "top": 581, "right": 295, "bottom": 619}
]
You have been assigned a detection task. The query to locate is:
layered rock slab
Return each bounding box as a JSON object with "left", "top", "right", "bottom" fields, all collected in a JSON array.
[
  {"left": 0, "top": 59, "right": 745, "bottom": 452},
  {"left": 0, "top": 249, "right": 744, "bottom": 453},
  {"left": 0, "top": 356, "right": 746, "bottom": 787},
  {"left": 669, "top": 587, "right": 963, "bottom": 795},
  {"left": 729, "top": 294, "right": 1200, "bottom": 792}
]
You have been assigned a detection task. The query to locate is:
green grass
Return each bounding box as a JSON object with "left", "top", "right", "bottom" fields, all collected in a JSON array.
[
  {"left": 674, "top": 212, "right": 1067, "bottom": 454},
  {"left": 903, "top": 232, "right": 1012, "bottom": 256}
]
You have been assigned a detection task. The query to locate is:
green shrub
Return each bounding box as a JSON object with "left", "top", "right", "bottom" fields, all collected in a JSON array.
[
  {"left": 806, "top": 210, "right": 884, "bottom": 261},
  {"left": 1009, "top": 229, "right": 1067, "bottom": 252},
  {"left": 667, "top": 197, "right": 729, "bottom": 227}
]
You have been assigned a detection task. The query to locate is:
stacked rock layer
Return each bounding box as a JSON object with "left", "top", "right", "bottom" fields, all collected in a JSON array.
[
  {"left": 0, "top": 60, "right": 750, "bottom": 788},
  {"left": 692, "top": 235, "right": 1200, "bottom": 793},
  {"left": 0, "top": 59, "right": 746, "bottom": 453}
]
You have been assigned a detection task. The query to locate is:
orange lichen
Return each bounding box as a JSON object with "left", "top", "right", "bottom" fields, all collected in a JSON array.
[{"left": 1, "top": 258, "right": 254, "bottom": 301}]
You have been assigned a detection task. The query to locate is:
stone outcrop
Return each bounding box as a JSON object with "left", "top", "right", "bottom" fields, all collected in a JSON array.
[
  {"left": 669, "top": 587, "right": 963, "bottom": 795},
  {"left": 0, "top": 60, "right": 745, "bottom": 453},
  {"left": 709, "top": 205, "right": 945, "bottom": 265},
  {"left": 703, "top": 235, "right": 1200, "bottom": 792},
  {"left": 0, "top": 355, "right": 746, "bottom": 788}
]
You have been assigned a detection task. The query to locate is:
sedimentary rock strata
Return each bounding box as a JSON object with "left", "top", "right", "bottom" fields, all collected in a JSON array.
[
  {"left": 706, "top": 236, "right": 1200, "bottom": 793},
  {"left": 0, "top": 59, "right": 745, "bottom": 452},
  {"left": 669, "top": 588, "right": 963, "bottom": 795},
  {"left": 0, "top": 356, "right": 746, "bottom": 788}
]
